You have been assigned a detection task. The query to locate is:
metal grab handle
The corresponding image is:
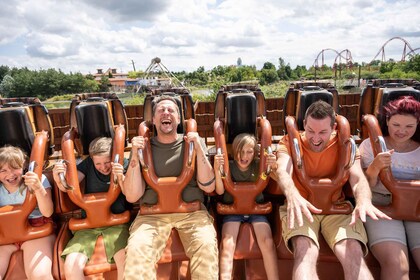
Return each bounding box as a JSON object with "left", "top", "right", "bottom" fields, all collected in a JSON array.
[
  {"left": 378, "top": 136, "right": 387, "bottom": 152},
  {"left": 345, "top": 138, "right": 356, "bottom": 169},
  {"left": 58, "top": 160, "right": 73, "bottom": 190},
  {"left": 217, "top": 148, "right": 226, "bottom": 178},
  {"left": 188, "top": 142, "right": 194, "bottom": 166},
  {"left": 113, "top": 154, "right": 120, "bottom": 185},
  {"left": 26, "top": 161, "right": 37, "bottom": 193},
  {"left": 137, "top": 149, "right": 147, "bottom": 170},
  {"left": 265, "top": 146, "right": 273, "bottom": 175},
  {"left": 28, "top": 161, "right": 36, "bottom": 172},
  {"left": 293, "top": 138, "right": 302, "bottom": 169}
]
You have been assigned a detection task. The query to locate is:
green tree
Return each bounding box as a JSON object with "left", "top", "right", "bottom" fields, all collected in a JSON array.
[
  {"left": 277, "top": 57, "right": 292, "bottom": 80},
  {"left": 228, "top": 65, "right": 257, "bottom": 82},
  {"left": 0, "top": 74, "right": 15, "bottom": 96},
  {"left": 379, "top": 60, "right": 396, "bottom": 73},
  {"left": 99, "top": 75, "right": 110, "bottom": 92},
  {"left": 259, "top": 68, "right": 278, "bottom": 85},
  {"left": 404, "top": 54, "right": 420, "bottom": 73},
  {"left": 262, "top": 62, "right": 276, "bottom": 70},
  {"left": 0, "top": 65, "right": 10, "bottom": 83}
]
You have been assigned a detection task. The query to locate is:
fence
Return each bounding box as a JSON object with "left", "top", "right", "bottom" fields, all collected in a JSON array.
[{"left": 48, "top": 93, "right": 361, "bottom": 151}]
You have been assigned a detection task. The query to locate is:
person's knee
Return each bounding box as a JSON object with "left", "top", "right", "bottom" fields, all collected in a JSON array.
[
  {"left": 377, "top": 251, "right": 409, "bottom": 273},
  {"left": 293, "top": 236, "right": 318, "bottom": 260},
  {"left": 221, "top": 236, "right": 236, "bottom": 253},
  {"left": 27, "top": 269, "right": 53, "bottom": 280},
  {"left": 25, "top": 260, "right": 53, "bottom": 280},
  {"left": 64, "top": 253, "right": 87, "bottom": 277},
  {"left": 113, "top": 249, "right": 126, "bottom": 266},
  {"left": 257, "top": 234, "right": 275, "bottom": 252},
  {"left": 338, "top": 239, "right": 364, "bottom": 257}
]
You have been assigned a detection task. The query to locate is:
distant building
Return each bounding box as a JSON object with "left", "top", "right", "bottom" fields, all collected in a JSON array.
[
  {"left": 93, "top": 68, "right": 129, "bottom": 92},
  {"left": 91, "top": 66, "right": 175, "bottom": 93}
]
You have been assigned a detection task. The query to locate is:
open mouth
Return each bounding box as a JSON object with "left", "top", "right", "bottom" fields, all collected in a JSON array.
[
  {"left": 161, "top": 119, "right": 172, "bottom": 126},
  {"left": 311, "top": 141, "right": 322, "bottom": 147},
  {"left": 6, "top": 176, "right": 19, "bottom": 185}
]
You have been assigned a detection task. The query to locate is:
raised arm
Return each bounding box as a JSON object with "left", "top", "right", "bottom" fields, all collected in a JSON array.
[
  {"left": 122, "top": 136, "right": 146, "bottom": 203},
  {"left": 185, "top": 132, "right": 215, "bottom": 193},
  {"left": 213, "top": 152, "right": 225, "bottom": 195},
  {"left": 52, "top": 161, "right": 85, "bottom": 192},
  {"left": 23, "top": 172, "right": 54, "bottom": 217},
  {"left": 364, "top": 149, "right": 394, "bottom": 187}
]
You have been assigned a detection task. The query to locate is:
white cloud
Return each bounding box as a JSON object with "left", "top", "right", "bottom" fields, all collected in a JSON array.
[{"left": 0, "top": 0, "right": 418, "bottom": 73}]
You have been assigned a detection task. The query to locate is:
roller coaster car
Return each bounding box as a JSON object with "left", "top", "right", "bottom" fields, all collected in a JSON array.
[
  {"left": 0, "top": 98, "right": 54, "bottom": 279},
  {"left": 270, "top": 90, "right": 383, "bottom": 279},
  {"left": 213, "top": 85, "right": 273, "bottom": 215},
  {"left": 361, "top": 88, "right": 420, "bottom": 221},
  {"left": 283, "top": 87, "right": 356, "bottom": 214},
  {"left": 137, "top": 91, "right": 199, "bottom": 278},
  {"left": 357, "top": 79, "right": 420, "bottom": 140},
  {"left": 53, "top": 93, "right": 129, "bottom": 279},
  {"left": 212, "top": 85, "right": 274, "bottom": 278}
]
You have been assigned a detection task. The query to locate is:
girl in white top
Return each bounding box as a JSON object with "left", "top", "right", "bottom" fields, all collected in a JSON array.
[
  {"left": 0, "top": 146, "right": 54, "bottom": 280},
  {"left": 360, "top": 96, "right": 420, "bottom": 280}
]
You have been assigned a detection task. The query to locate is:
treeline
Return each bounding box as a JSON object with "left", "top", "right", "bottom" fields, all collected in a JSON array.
[
  {"left": 0, "top": 66, "right": 111, "bottom": 99},
  {"left": 1, "top": 55, "right": 419, "bottom": 100}
]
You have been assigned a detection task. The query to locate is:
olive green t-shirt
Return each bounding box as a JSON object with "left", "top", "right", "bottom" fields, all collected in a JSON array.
[
  {"left": 140, "top": 134, "right": 206, "bottom": 205},
  {"left": 221, "top": 159, "right": 264, "bottom": 204}
]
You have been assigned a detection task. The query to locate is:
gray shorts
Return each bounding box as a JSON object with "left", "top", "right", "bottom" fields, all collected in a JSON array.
[{"left": 365, "top": 216, "right": 420, "bottom": 251}]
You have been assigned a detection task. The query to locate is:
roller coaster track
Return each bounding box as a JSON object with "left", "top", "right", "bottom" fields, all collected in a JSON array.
[
  {"left": 370, "top": 36, "right": 416, "bottom": 63},
  {"left": 313, "top": 48, "right": 354, "bottom": 69}
]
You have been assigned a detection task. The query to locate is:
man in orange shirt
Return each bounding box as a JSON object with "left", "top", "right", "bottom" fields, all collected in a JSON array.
[{"left": 274, "top": 100, "right": 390, "bottom": 280}]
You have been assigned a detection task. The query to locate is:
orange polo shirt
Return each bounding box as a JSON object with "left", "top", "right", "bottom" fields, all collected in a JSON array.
[{"left": 278, "top": 132, "right": 358, "bottom": 200}]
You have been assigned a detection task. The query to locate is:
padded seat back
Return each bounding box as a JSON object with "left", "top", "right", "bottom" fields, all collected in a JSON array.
[
  {"left": 75, "top": 99, "right": 115, "bottom": 154},
  {"left": 283, "top": 84, "right": 339, "bottom": 130},
  {"left": 213, "top": 85, "right": 272, "bottom": 215},
  {"left": 69, "top": 93, "right": 128, "bottom": 154},
  {"left": 0, "top": 97, "right": 54, "bottom": 157},
  {"left": 0, "top": 105, "right": 35, "bottom": 156},
  {"left": 226, "top": 93, "right": 257, "bottom": 143}
]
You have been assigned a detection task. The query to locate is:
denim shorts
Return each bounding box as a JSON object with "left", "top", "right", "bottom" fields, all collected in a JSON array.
[{"left": 222, "top": 214, "right": 269, "bottom": 224}]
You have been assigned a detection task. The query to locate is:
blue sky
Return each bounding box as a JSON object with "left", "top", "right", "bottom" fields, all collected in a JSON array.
[{"left": 0, "top": 0, "right": 419, "bottom": 74}]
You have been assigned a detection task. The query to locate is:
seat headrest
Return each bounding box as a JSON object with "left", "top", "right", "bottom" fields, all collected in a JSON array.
[
  {"left": 2, "top": 102, "right": 26, "bottom": 108},
  {"left": 75, "top": 102, "right": 114, "bottom": 154},
  {"left": 0, "top": 107, "right": 35, "bottom": 155},
  {"left": 380, "top": 88, "right": 420, "bottom": 106},
  {"left": 226, "top": 94, "right": 257, "bottom": 143}
]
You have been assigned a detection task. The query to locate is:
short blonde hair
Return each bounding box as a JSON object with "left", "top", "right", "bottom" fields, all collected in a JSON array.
[
  {"left": 88, "top": 137, "right": 112, "bottom": 157},
  {"left": 0, "top": 146, "right": 27, "bottom": 170},
  {"left": 231, "top": 133, "right": 257, "bottom": 162}
]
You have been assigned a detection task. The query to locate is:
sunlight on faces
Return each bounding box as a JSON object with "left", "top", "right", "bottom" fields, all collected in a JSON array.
[
  {"left": 152, "top": 100, "right": 181, "bottom": 135},
  {"left": 0, "top": 164, "right": 23, "bottom": 189},
  {"left": 236, "top": 143, "right": 255, "bottom": 172},
  {"left": 91, "top": 155, "right": 112, "bottom": 175},
  {"left": 387, "top": 114, "right": 418, "bottom": 144},
  {"left": 304, "top": 116, "right": 336, "bottom": 153}
]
